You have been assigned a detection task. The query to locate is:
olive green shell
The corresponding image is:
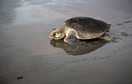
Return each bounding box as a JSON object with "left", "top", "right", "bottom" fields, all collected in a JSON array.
[{"left": 65, "top": 17, "right": 110, "bottom": 39}]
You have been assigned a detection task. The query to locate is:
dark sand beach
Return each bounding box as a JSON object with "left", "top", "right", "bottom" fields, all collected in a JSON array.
[{"left": 0, "top": 0, "right": 132, "bottom": 84}]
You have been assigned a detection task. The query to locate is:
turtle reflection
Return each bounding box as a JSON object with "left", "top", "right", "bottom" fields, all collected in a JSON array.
[{"left": 50, "top": 39, "right": 108, "bottom": 56}]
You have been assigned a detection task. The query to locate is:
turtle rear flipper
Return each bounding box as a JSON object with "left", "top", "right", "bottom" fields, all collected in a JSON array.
[
  {"left": 106, "top": 24, "right": 111, "bottom": 32},
  {"left": 99, "top": 34, "right": 113, "bottom": 41}
]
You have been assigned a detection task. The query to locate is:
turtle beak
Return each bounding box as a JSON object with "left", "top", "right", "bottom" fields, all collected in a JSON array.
[{"left": 49, "top": 34, "right": 53, "bottom": 39}]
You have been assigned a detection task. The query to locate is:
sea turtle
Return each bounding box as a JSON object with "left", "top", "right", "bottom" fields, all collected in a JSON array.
[{"left": 49, "top": 17, "right": 112, "bottom": 44}]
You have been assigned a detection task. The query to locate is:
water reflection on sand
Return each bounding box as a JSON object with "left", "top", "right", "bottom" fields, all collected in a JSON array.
[{"left": 50, "top": 39, "right": 107, "bottom": 55}]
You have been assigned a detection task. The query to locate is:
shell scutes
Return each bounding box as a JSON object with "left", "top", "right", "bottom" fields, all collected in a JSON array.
[{"left": 65, "top": 17, "right": 110, "bottom": 39}]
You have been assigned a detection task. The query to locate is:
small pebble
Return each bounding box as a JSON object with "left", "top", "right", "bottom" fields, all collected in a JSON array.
[{"left": 17, "top": 76, "right": 23, "bottom": 80}]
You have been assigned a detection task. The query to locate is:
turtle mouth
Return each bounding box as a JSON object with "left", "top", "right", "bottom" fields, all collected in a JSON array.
[
  {"left": 54, "top": 34, "right": 66, "bottom": 40},
  {"left": 49, "top": 34, "right": 54, "bottom": 39},
  {"left": 49, "top": 34, "right": 66, "bottom": 40}
]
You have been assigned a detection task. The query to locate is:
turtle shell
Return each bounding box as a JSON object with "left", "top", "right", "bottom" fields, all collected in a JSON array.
[{"left": 65, "top": 17, "right": 110, "bottom": 39}]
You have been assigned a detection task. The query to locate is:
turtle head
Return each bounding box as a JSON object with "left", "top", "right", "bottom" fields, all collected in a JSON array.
[{"left": 49, "top": 27, "right": 65, "bottom": 40}]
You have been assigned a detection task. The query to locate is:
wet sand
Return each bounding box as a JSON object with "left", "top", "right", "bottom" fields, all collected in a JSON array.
[{"left": 0, "top": 0, "right": 132, "bottom": 84}]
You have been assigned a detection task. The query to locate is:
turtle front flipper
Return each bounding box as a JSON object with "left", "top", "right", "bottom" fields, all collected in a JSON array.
[{"left": 64, "top": 29, "right": 85, "bottom": 44}]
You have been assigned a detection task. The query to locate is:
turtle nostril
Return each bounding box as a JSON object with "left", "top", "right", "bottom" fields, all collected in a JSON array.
[
  {"left": 50, "top": 35, "right": 53, "bottom": 38},
  {"left": 52, "top": 35, "right": 54, "bottom": 37}
]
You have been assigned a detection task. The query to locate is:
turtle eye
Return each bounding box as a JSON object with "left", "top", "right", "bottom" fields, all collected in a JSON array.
[
  {"left": 53, "top": 33, "right": 56, "bottom": 36},
  {"left": 56, "top": 32, "right": 59, "bottom": 34}
]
